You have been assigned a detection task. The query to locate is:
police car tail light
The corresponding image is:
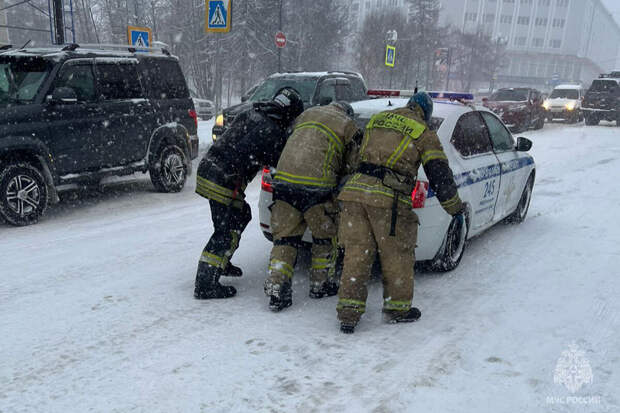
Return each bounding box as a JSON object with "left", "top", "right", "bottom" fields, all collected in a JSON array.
[
  {"left": 261, "top": 167, "right": 273, "bottom": 193},
  {"left": 411, "top": 181, "right": 429, "bottom": 209},
  {"left": 188, "top": 109, "right": 198, "bottom": 129}
]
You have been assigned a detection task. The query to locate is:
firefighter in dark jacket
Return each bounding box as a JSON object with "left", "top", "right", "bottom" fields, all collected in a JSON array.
[
  {"left": 194, "top": 87, "right": 304, "bottom": 299},
  {"left": 264, "top": 102, "right": 362, "bottom": 311},
  {"left": 336, "top": 92, "right": 465, "bottom": 333}
]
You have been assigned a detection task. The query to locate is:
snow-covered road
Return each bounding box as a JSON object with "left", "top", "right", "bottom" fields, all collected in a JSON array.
[{"left": 1, "top": 121, "right": 619, "bottom": 412}]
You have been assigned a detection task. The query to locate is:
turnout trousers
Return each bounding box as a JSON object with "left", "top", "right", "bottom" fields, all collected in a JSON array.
[
  {"left": 336, "top": 201, "right": 418, "bottom": 325},
  {"left": 267, "top": 199, "right": 339, "bottom": 289},
  {"left": 199, "top": 199, "right": 252, "bottom": 271}
]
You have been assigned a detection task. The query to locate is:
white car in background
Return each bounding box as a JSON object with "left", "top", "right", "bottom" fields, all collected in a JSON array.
[
  {"left": 259, "top": 91, "right": 536, "bottom": 271},
  {"left": 543, "top": 84, "right": 584, "bottom": 123},
  {"left": 191, "top": 97, "right": 215, "bottom": 120}
]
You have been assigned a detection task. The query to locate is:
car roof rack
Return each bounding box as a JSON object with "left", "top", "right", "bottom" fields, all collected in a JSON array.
[{"left": 60, "top": 43, "right": 171, "bottom": 56}]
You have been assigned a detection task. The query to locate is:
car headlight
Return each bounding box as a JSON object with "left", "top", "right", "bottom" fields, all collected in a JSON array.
[
  {"left": 215, "top": 114, "right": 224, "bottom": 127},
  {"left": 565, "top": 101, "right": 576, "bottom": 111},
  {"left": 542, "top": 100, "right": 551, "bottom": 110}
]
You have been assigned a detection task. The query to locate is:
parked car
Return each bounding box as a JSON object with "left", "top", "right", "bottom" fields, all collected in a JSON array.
[
  {"left": 211, "top": 71, "right": 368, "bottom": 141},
  {"left": 542, "top": 84, "right": 584, "bottom": 123},
  {"left": 483, "top": 87, "right": 545, "bottom": 132},
  {"left": 582, "top": 73, "right": 620, "bottom": 126},
  {"left": 0, "top": 44, "right": 199, "bottom": 226},
  {"left": 191, "top": 96, "right": 215, "bottom": 120},
  {"left": 259, "top": 92, "right": 536, "bottom": 271}
]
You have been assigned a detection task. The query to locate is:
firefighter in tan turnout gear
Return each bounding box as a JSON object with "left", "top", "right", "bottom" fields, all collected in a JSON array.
[
  {"left": 336, "top": 92, "right": 465, "bottom": 333},
  {"left": 264, "top": 102, "right": 362, "bottom": 311}
]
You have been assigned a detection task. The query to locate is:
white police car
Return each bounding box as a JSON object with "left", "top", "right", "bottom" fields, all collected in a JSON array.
[{"left": 259, "top": 91, "right": 535, "bottom": 271}]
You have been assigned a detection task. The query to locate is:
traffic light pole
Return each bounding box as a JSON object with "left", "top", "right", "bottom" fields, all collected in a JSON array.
[{"left": 52, "top": 0, "right": 64, "bottom": 44}]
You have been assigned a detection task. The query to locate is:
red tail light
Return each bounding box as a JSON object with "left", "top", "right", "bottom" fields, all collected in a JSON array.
[
  {"left": 261, "top": 167, "right": 273, "bottom": 193},
  {"left": 188, "top": 109, "right": 198, "bottom": 129},
  {"left": 411, "top": 181, "right": 428, "bottom": 209}
]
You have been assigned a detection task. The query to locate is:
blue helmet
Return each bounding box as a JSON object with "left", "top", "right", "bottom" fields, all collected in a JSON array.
[{"left": 407, "top": 92, "right": 433, "bottom": 123}]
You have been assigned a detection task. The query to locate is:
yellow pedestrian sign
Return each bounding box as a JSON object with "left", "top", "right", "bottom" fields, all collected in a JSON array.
[
  {"left": 127, "top": 26, "right": 152, "bottom": 50},
  {"left": 206, "top": 0, "right": 232, "bottom": 33},
  {"left": 385, "top": 45, "right": 396, "bottom": 67}
]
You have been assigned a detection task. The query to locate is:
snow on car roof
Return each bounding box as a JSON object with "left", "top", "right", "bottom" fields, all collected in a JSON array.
[
  {"left": 554, "top": 84, "right": 582, "bottom": 90},
  {"left": 351, "top": 97, "right": 479, "bottom": 119},
  {"left": 269, "top": 71, "right": 362, "bottom": 79}
]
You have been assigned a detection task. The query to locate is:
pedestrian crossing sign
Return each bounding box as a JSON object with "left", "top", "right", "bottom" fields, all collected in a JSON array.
[
  {"left": 206, "top": 0, "right": 232, "bottom": 33},
  {"left": 385, "top": 45, "right": 396, "bottom": 67},
  {"left": 127, "top": 26, "right": 152, "bottom": 50}
]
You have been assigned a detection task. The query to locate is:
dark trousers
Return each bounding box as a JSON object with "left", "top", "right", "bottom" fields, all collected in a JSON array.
[{"left": 199, "top": 200, "right": 252, "bottom": 270}]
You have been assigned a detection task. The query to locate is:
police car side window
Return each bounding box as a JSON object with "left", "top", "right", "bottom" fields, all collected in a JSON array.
[
  {"left": 451, "top": 112, "right": 493, "bottom": 157},
  {"left": 480, "top": 111, "right": 514, "bottom": 152}
]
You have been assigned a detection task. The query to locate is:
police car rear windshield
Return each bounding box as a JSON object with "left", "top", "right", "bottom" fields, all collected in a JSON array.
[
  {"left": 489, "top": 89, "right": 528, "bottom": 102},
  {"left": 589, "top": 79, "right": 619, "bottom": 93},
  {"left": 550, "top": 89, "right": 579, "bottom": 99},
  {"left": 250, "top": 78, "right": 317, "bottom": 104},
  {"left": 0, "top": 56, "right": 52, "bottom": 105}
]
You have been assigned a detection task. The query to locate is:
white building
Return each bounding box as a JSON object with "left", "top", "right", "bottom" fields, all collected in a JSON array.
[
  {"left": 438, "top": 0, "right": 620, "bottom": 89},
  {"left": 0, "top": 0, "right": 10, "bottom": 45}
]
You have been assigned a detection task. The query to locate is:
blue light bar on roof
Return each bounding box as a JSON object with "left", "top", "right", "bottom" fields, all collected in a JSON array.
[{"left": 428, "top": 91, "right": 474, "bottom": 101}]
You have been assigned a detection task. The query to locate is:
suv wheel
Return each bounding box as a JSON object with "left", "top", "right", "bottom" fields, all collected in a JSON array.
[
  {"left": 0, "top": 162, "right": 49, "bottom": 226},
  {"left": 149, "top": 144, "right": 187, "bottom": 192}
]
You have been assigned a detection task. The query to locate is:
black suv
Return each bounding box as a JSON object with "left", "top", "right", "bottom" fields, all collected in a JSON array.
[
  {"left": 582, "top": 73, "right": 620, "bottom": 126},
  {"left": 0, "top": 44, "right": 199, "bottom": 226},
  {"left": 211, "top": 71, "right": 367, "bottom": 141}
]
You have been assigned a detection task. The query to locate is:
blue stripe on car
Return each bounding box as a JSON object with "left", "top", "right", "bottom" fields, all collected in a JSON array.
[{"left": 427, "top": 156, "right": 534, "bottom": 198}]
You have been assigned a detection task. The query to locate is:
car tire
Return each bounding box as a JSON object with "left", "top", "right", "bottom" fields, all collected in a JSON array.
[
  {"left": 430, "top": 212, "right": 469, "bottom": 272},
  {"left": 584, "top": 114, "right": 599, "bottom": 126},
  {"left": 149, "top": 144, "right": 187, "bottom": 193},
  {"left": 504, "top": 174, "right": 534, "bottom": 225},
  {"left": 0, "top": 162, "right": 49, "bottom": 226}
]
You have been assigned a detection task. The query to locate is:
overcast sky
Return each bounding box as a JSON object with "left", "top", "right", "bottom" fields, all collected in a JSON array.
[{"left": 601, "top": 0, "right": 620, "bottom": 68}]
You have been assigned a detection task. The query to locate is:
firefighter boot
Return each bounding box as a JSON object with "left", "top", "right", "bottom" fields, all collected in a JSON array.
[
  {"left": 224, "top": 263, "right": 243, "bottom": 277},
  {"left": 264, "top": 279, "right": 292, "bottom": 312},
  {"left": 194, "top": 262, "right": 237, "bottom": 299},
  {"left": 383, "top": 307, "right": 422, "bottom": 324},
  {"left": 340, "top": 321, "right": 356, "bottom": 334},
  {"left": 309, "top": 280, "right": 339, "bottom": 299}
]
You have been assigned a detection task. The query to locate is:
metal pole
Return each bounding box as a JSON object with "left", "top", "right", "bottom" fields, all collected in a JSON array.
[
  {"left": 52, "top": 0, "right": 64, "bottom": 44},
  {"left": 445, "top": 48, "right": 452, "bottom": 91},
  {"left": 47, "top": 0, "right": 54, "bottom": 44},
  {"left": 69, "top": 0, "right": 75, "bottom": 43},
  {"left": 277, "top": 0, "right": 282, "bottom": 72}
]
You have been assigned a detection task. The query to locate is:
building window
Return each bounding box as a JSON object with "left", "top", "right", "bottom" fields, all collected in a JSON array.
[
  {"left": 484, "top": 14, "right": 495, "bottom": 23},
  {"left": 539, "top": 0, "right": 550, "bottom": 5},
  {"left": 556, "top": 0, "right": 568, "bottom": 6},
  {"left": 535, "top": 17, "right": 548, "bottom": 26},
  {"left": 552, "top": 18, "right": 565, "bottom": 28},
  {"left": 514, "top": 36, "right": 527, "bottom": 46},
  {"left": 550, "top": 39, "right": 562, "bottom": 48},
  {"left": 504, "top": 0, "right": 515, "bottom": 3},
  {"left": 532, "top": 38, "right": 544, "bottom": 47},
  {"left": 465, "top": 12, "right": 478, "bottom": 22},
  {"left": 520, "top": 0, "right": 532, "bottom": 4},
  {"left": 500, "top": 15, "right": 513, "bottom": 24},
  {"left": 517, "top": 16, "right": 530, "bottom": 25}
]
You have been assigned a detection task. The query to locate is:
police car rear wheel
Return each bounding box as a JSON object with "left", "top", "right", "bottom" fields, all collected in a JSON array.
[
  {"left": 0, "top": 162, "right": 49, "bottom": 226},
  {"left": 150, "top": 144, "right": 187, "bottom": 193},
  {"left": 431, "top": 212, "right": 468, "bottom": 272}
]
